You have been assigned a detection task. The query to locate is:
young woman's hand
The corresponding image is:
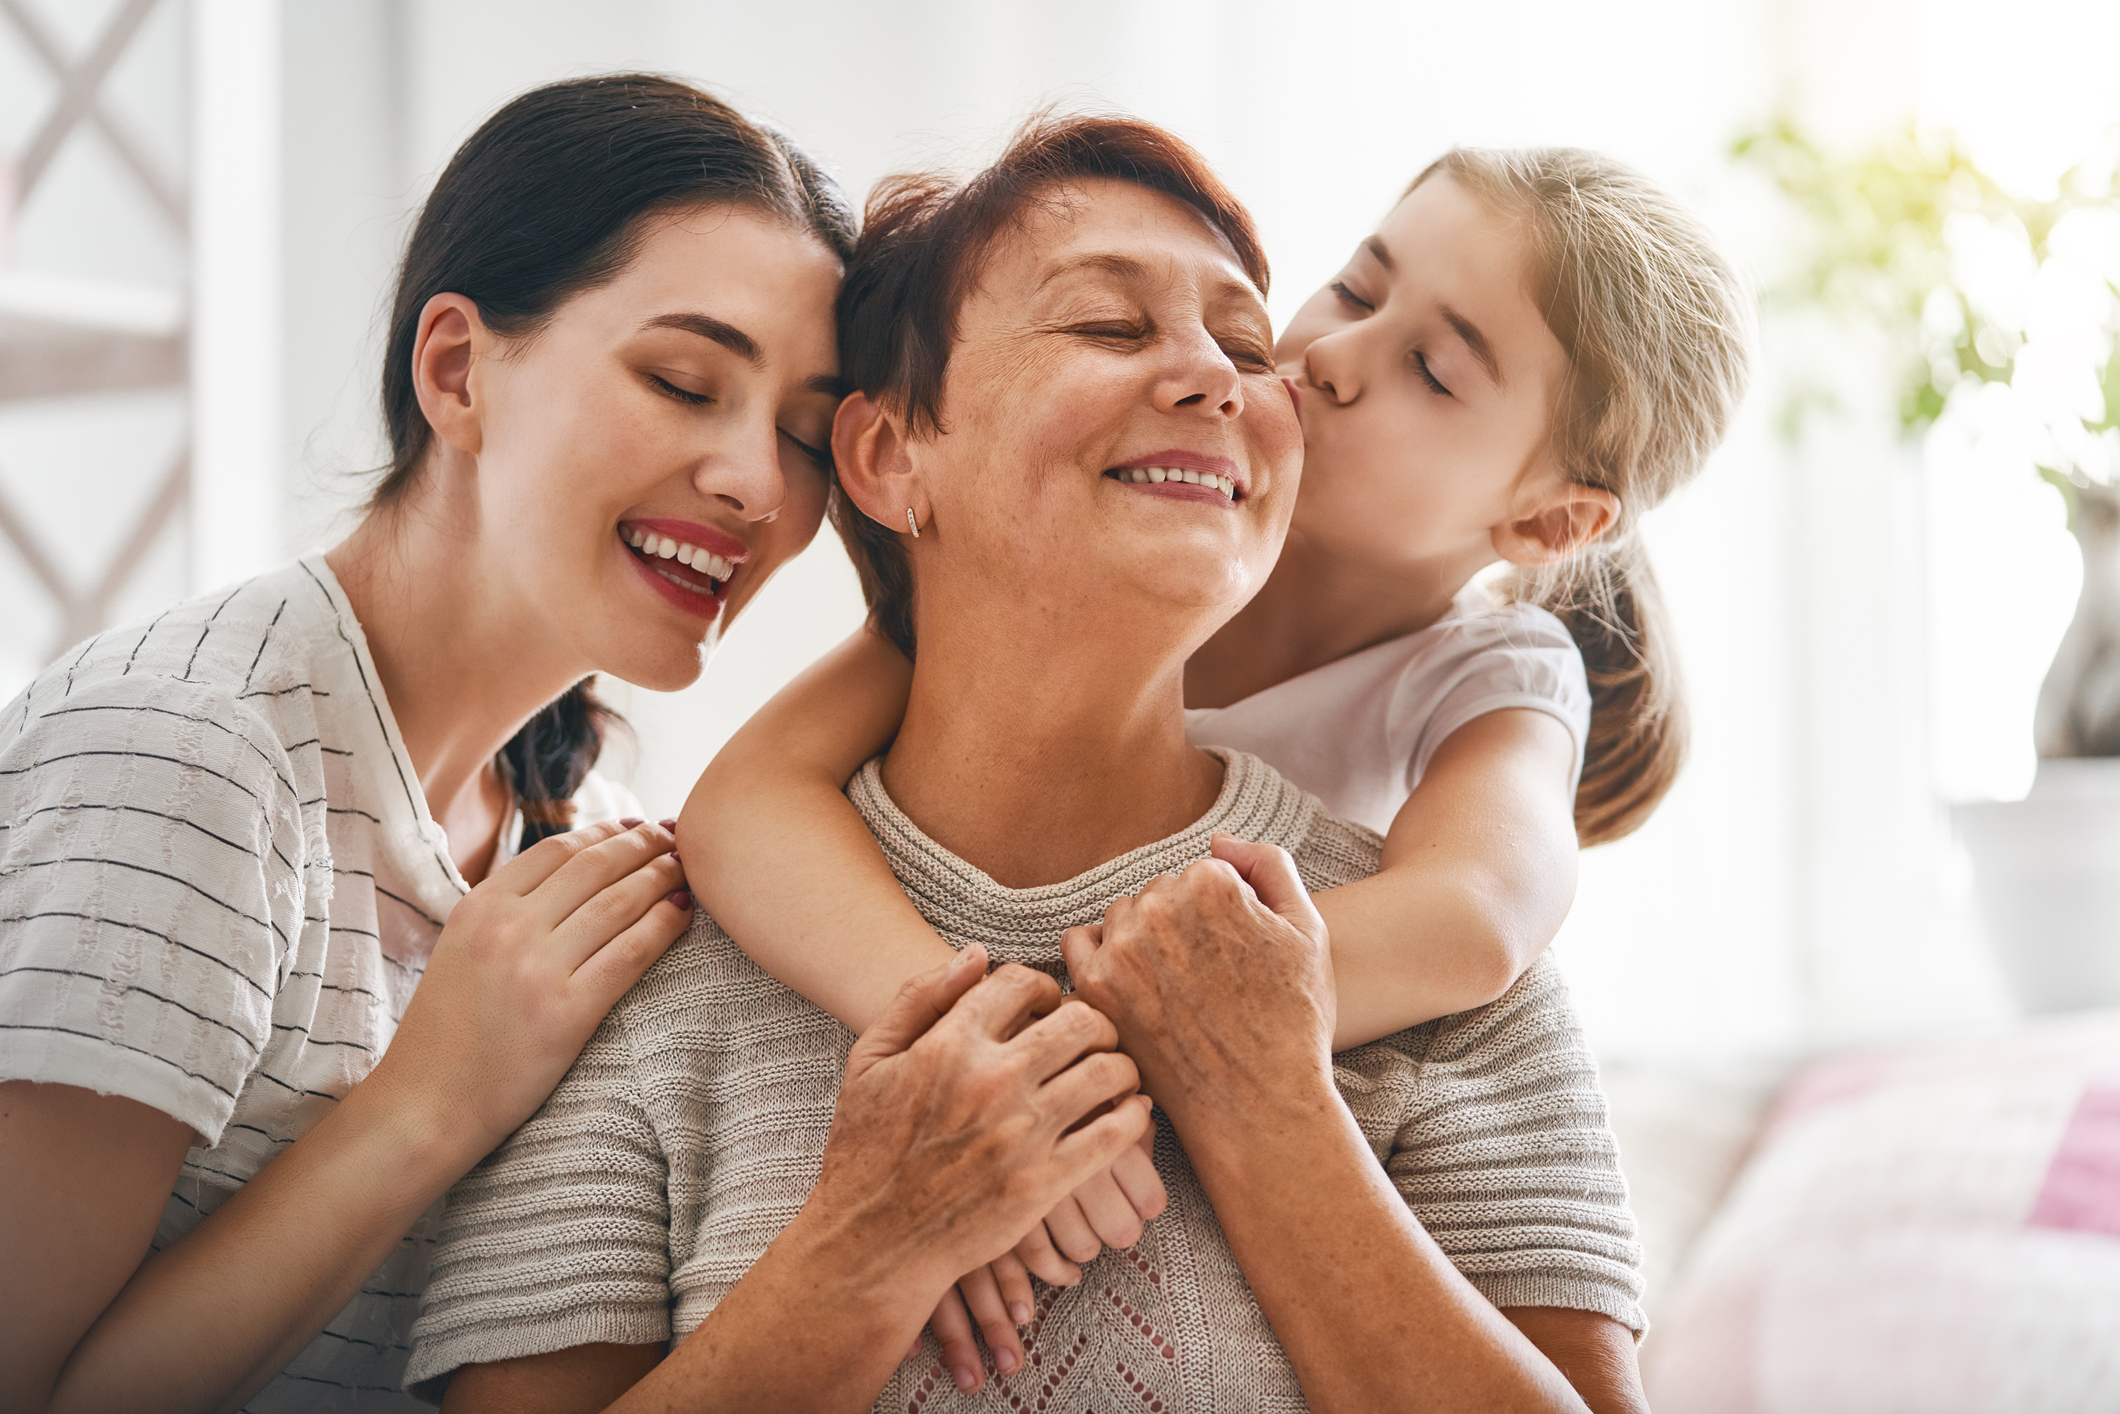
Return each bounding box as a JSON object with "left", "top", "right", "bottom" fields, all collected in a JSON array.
[{"left": 363, "top": 818, "right": 692, "bottom": 1161}]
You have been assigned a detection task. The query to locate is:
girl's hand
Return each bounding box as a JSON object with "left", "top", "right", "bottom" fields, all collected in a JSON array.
[
  {"left": 1014, "top": 1126, "right": 1165, "bottom": 1284},
  {"left": 923, "top": 1126, "right": 1165, "bottom": 1390},
  {"left": 363, "top": 818, "right": 691, "bottom": 1158}
]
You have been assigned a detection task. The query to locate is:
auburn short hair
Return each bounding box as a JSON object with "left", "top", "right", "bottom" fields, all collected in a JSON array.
[{"left": 831, "top": 113, "right": 1268, "bottom": 656}]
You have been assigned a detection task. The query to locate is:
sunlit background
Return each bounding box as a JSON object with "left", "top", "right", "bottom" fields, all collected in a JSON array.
[{"left": 6, "top": 0, "right": 2118, "bottom": 1395}]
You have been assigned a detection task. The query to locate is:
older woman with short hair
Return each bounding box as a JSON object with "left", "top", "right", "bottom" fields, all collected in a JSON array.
[{"left": 411, "top": 115, "right": 1646, "bottom": 1413}]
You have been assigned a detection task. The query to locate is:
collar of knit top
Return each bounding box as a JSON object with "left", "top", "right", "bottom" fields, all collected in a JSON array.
[{"left": 846, "top": 747, "right": 1328, "bottom": 961}]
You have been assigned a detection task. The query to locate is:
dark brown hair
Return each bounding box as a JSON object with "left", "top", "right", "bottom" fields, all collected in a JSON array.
[
  {"left": 374, "top": 74, "right": 855, "bottom": 844},
  {"left": 1417, "top": 149, "right": 1754, "bottom": 845},
  {"left": 830, "top": 113, "right": 1268, "bottom": 656}
]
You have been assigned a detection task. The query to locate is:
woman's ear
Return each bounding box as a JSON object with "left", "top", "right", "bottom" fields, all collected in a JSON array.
[
  {"left": 412, "top": 293, "right": 490, "bottom": 456},
  {"left": 832, "top": 392, "right": 926, "bottom": 535},
  {"left": 1492, "top": 479, "right": 1622, "bottom": 566}
]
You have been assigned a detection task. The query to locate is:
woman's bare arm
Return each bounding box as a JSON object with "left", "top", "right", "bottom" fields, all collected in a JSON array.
[
  {"left": 681, "top": 624, "right": 953, "bottom": 1035},
  {"left": 0, "top": 823, "right": 689, "bottom": 1414},
  {"left": 0, "top": 1085, "right": 193, "bottom": 1412},
  {"left": 1317, "top": 707, "right": 1581, "bottom": 1049}
]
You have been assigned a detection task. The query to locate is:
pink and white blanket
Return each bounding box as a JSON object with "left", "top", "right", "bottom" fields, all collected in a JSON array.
[{"left": 1644, "top": 1009, "right": 2120, "bottom": 1413}]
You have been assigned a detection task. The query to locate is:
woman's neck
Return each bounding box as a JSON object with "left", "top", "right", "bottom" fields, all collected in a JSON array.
[
  {"left": 882, "top": 614, "right": 1224, "bottom": 889},
  {"left": 325, "top": 494, "right": 589, "bottom": 883},
  {"left": 1187, "top": 529, "right": 1488, "bottom": 709}
]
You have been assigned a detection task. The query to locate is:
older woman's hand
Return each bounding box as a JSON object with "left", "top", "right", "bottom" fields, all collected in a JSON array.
[
  {"left": 1062, "top": 834, "right": 1336, "bottom": 1124},
  {"left": 803, "top": 944, "right": 1152, "bottom": 1396}
]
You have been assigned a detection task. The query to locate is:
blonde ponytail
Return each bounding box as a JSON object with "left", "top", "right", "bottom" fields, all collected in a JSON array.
[
  {"left": 1508, "top": 537, "right": 1684, "bottom": 845},
  {"left": 1418, "top": 148, "right": 1754, "bottom": 845}
]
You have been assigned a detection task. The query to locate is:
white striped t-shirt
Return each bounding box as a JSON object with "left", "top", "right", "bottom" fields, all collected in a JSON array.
[{"left": 0, "top": 554, "right": 636, "bottom": 1411}]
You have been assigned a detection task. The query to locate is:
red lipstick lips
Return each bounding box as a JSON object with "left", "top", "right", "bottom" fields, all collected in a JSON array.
[{"left": 619, "top": 518, "right": 747, "bottom": 622}]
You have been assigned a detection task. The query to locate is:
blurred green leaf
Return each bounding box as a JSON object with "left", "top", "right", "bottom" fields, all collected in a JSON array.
[{"left": 1734, "top": 118, "right": 2120, "bottom": 494}]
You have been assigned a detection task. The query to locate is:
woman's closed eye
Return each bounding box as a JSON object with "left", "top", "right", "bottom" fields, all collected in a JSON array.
[
  {"left": 1218, "top": 335, "right": 1276, "bottom": 373},
  {"left": 780, "top": 428, "right": 830, "bottom": 470},
  {"left": 647, "top": 372, "right": 713, "bottom": 406},
  {"left": 1067, "top": 318, "right": 1154, "bottom": 344}
]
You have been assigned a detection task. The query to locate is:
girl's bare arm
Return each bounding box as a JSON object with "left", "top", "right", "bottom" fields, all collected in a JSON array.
[
  {"left": 682, "top": 627, "right": 1171, "bottom": 1391},
  {"left": 680, "top": 625, "right": 953, "bottom": 1035},
  {"left": 1317, "top": 708, "right": 1582, "bottom": 1050}
]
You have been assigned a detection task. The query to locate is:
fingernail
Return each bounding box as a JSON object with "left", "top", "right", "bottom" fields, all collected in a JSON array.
[
  {"left": 1009, "top": 1301, "right": 1031, "bottom": 1325},
  {"left": 995, "top": 1348, "right": 1019, "bottom": 1374},
  {"left": 658, "top": 817, "right": 678, "bottom": 831},
  {"left": 952, "top": 1365, "right": 978, "bottom": 1391},
  {"left": 619, "top": 817, "right": 645, "bottom": 828},
  {"left": 667, "top": 890, "right": 692, "bottom": 910}
]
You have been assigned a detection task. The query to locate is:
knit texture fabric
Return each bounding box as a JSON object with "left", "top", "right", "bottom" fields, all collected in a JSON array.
[{"left": 408, "top": 749, "right": 1644, "bottom": 1407}]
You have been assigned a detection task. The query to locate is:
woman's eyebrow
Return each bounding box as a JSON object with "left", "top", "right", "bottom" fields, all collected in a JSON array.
[
  {"left": 1037, "top": 251, "right": 1151, "bottom": 289},
  {"left": 641, "top": 311, "right": 762, "bottom": 366}
]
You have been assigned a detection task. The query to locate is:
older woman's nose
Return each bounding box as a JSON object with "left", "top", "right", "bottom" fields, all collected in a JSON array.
[{"left": 1155, "top": 328, "right": 1245, "bottom": 419}]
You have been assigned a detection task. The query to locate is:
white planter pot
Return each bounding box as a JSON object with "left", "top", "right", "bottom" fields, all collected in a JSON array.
[{"left": 1953, "top": 758, "right": 2120, "bottom": 1012}]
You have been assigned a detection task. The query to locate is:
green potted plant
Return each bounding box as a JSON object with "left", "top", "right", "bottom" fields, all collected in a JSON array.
[{"left": 1736, "top": 120, "right": 2120, "bottom": 1010}]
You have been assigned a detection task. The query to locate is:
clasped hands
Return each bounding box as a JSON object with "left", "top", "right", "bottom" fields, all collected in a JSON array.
[{"left": 903, "top": 833, "right": 1334, "bottom": 1393}]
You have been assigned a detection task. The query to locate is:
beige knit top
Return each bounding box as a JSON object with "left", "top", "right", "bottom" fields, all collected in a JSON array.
[{"left": 408, "top": 750, "right": 1644, "bottom": 1407}]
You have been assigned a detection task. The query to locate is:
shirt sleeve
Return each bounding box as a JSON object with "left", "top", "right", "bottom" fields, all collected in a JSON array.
[
  {"left": 1400, "top": 604, "right": 1592, "bottom": 795},
  {"left": 406, "top": 1003, "right": 673, "bottom": 1399},
  {"left": 0, "top": 674, "right": 308, "bottom": 1146},
  {"left": 1379, "top": 954, "right": 1648, "bottom": 1333}
]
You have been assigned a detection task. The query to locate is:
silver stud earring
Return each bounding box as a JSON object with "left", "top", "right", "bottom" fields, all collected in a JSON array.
[{"left": 906, "top": 507, "right": 921, "bottom": 539}]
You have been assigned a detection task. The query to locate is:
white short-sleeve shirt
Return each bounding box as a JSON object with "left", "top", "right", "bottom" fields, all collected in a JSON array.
[
  {"left": 0, "top": 555, "right": 637, "bottom": 1412},
  {"left": 1184, "top": 589, "right": 1590, "bottom": 836}
]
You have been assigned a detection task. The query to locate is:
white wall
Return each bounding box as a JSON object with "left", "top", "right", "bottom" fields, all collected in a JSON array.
[
  {"left": 0, "top": 0, "right": 192, "bottom": 684},
  {"left": 251, "top": 0, "right": 2107, "bottom": 1065}
]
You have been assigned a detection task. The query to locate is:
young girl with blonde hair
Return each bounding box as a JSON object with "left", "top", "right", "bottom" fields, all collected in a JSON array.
[{"left": 684, "top": 142, "right": 1754, "bottom": 1390}]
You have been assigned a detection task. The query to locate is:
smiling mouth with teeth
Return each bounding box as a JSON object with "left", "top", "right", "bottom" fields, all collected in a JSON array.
[
  {"left": 1107, "top": 465, "right": 1241, "bottom": 499},
  {"left": 622, "top": 524, "right": 736, "bottom": 597}
]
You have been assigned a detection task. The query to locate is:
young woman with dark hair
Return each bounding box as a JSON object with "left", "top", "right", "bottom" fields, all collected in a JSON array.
[{"left": 0, "top": 74, "right": 859, "bottom": 1411}]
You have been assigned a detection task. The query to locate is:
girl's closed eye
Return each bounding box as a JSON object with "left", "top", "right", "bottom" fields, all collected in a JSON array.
[
  {"left": 1329, "top": 279, "right": 1374, "bottom": 313},
  {"left": 1412, "top": 351, "right": 1451, "bottom": 397}
]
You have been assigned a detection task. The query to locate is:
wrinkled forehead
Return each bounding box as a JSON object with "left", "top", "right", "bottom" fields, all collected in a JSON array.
[{"left": 965, "top": 178, "right": 1265, "bottom": 326}]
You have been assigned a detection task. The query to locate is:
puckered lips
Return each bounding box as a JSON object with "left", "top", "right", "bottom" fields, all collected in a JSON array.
[
  {"left": 619, "top": 517, "right": 749, "bottom": 621},
  {"left": 1104, "top": 448, "right": 1245, "bottom": 506}
]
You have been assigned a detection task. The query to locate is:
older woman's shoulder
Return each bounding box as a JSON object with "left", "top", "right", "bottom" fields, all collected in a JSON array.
[
  {"left": 608, "top": 902, "right": 856, "bottom": 1057},
  {"left": 1287, "top": 804, "right": 1386, "bottom": 892}
]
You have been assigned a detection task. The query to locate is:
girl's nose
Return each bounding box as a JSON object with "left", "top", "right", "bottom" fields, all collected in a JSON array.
[{"left": 1305, "top": 332, "right": 1360, "bottom": 405}]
